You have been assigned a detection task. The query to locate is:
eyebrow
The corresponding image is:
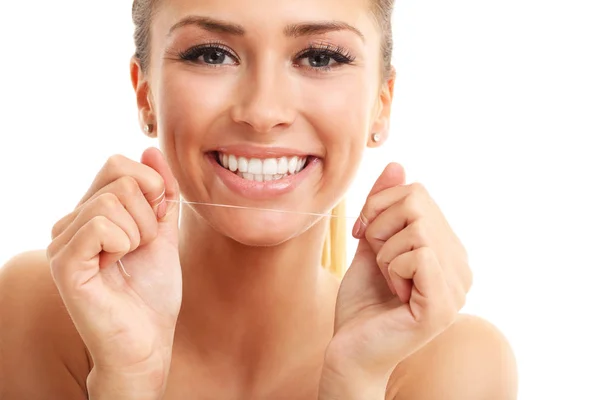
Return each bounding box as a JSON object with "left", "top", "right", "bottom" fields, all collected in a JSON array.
[
  {"left": 284, "top": 21, "right": 364, "bottom": 41},
  {"left": 168, "top": 16, "right": 365, "bottom": 41}
]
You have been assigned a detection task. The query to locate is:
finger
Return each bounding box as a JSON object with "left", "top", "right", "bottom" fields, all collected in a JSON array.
[
  {"left": 352, "top": 163, "right": 407, "bottom": 239},
  {"left": 349, "top": 163, "right": 408, "bottom": 286},
  {"left": 140, "top": 147, "right": 180, "bottom": 225},
  {"left": 50, "top": 216, "right": 131, "bottom": 294},
  {"left": 367, "top": 162, "right": 406, "bottom": 197},
  {"left": 355, "top": 181, "right": 433, "bottom": 241},
  {"left": 52, "top": 152, "right": 167, "bottom": 239},
  {"left": 52, "top": 177, "right": 158, "bottom": 245},
  {"left": 78, "top": 153, "right": 166, "bottom": 209},
  {"left": 388, "top": 247, "right": 455, "bottom": 329},
  {"left": 372, "top": 220, "right": 429, "bottom": 295},
  {"left": 51, "top": 193, "right": 141, "bottom": 258},
  {"left": 363, "top": 191, "right": 428, "bottom": 254}
]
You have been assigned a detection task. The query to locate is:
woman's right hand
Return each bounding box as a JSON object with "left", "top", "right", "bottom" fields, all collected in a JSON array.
[{"left": 46, "top": 147, "right": 182, "bottom": 398}]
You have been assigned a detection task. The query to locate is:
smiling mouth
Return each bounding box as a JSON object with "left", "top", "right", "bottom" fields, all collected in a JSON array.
[{"left": 212, "top": 151, "right": 313, "bottom": 182}]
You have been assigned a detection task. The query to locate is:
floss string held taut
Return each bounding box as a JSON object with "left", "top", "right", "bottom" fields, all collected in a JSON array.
[
  {"left": 165, "top": 199, "right": 360, "bottom": 220},
  {"left": 117, "top": 200, "right": 363, "bottom": 277}
]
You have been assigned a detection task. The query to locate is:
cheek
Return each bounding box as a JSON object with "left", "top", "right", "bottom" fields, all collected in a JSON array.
[
  {"left": 300, "top": 74, "right": 373, "bottom": 131},
  {"left": 157, "top": 71, "right": 236, "bottom": 133},
  {"left": 299, "top": 73, "right": 375, "bottom": 191}
]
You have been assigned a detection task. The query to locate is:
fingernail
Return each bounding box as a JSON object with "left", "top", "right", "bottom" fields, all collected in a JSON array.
[
  {"left": 150, "top": 189, "right": 166, "bottom": 206},
  {"left": 352, "top": 215, "right": 367, "bottom": 238},
  {"left": 352, "top": 218, "right": 361, "bottom": 238},
  {"left": 156, "top": 198, "right": 167, "bottom": 220}
]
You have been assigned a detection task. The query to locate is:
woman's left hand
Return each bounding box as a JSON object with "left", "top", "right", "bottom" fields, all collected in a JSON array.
[{"left": 319, "top": 163, "right": 472, "bottom": 396}]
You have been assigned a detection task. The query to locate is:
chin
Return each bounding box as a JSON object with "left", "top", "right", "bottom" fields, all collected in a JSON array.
[{"left": 210, "top": 211, "right": 320, "bottom": 247}]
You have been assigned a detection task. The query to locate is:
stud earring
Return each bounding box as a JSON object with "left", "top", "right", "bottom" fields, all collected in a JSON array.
[
  {"left": 144, "top": 123, "right": 154, "bottom": 135},
  {"left": 371, "top": 133, "right": 381, "bottom": 143}
]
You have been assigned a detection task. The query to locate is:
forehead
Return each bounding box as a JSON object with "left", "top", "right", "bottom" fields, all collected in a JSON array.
[{"left": 153, "top": 0, "right": 378, "bottom": 40}]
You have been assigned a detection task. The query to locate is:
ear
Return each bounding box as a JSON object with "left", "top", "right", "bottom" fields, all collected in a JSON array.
[
  {"left": 368, "top": 66, "right": 396, "bottom": 148},
  {"left": 130, "top": 56, "right": 157, "bottom": 138}
]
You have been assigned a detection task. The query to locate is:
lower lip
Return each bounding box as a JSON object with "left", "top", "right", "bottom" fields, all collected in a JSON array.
[{"left": 207, "top": 153, "right": 319, "bottom": 200}]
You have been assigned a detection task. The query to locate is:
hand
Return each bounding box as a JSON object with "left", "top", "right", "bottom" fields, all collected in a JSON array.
[
  {"left": 46, "top": 147, "right": 181, "bottom": 396},
  {"left": 322, "top": 163, "right": 472, "bottom": 387}
]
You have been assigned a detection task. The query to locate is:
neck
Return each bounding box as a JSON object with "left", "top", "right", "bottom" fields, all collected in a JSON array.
[{"left": 175, "top": 205, "right": 339, "bottom": 384}]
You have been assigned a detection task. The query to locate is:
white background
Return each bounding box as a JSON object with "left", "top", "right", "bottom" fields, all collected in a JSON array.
[{"left": 1, "top": 1, "right": 599, "bottom": 399}]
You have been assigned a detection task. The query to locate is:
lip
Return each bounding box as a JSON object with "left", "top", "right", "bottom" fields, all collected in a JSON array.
[
  {"left": 207, "top": 152, "right": 320, "bottom": 200},
  {"left": 211, "top": 144, "right": 318, "bottom": 159}
]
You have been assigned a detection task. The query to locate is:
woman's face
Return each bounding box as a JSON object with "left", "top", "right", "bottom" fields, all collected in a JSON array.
[{"left": 136, "top": 0, "right": 393, "bottom": 245}]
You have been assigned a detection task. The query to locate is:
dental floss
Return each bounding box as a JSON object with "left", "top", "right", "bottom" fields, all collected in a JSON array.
[
  {"left": 117, "top": 200, "right": 359, "bottom": 276},
  {"left": 165, "top": 199, "right": 358, "bottom": 219}
]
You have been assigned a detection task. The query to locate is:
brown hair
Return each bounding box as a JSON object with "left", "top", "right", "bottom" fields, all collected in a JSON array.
[
  {"left": 131, "top": 0, "right": 395, "bottom": 276},
  {"left": 132, "top": 0, "right": 395, "bottom": 77}
]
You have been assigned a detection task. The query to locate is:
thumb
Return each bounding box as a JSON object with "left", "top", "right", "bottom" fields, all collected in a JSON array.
[
  {"left": 365, "top": 162, "right": 406, "bottom": 198},
  {"left": 140, "top": 147, "right": 180, "bottom": 227}
]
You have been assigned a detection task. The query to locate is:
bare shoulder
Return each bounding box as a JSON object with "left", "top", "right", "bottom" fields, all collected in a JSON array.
[
  {"left": 388, "top": 314, "right": 518, "bottom": 400},
  {"left": 0, "top": 250, "right": 90, "bottom": 400}
]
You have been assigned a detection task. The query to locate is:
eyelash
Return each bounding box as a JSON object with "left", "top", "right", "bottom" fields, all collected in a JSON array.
[
  {"left": 295, "top": 43, "right": 356, "bottom": 71},
  {"left": 177, "top": 41, "right": 356, "bottom": 72}
]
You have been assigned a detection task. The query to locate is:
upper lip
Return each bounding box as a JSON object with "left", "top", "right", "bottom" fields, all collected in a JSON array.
[{"left": 210, "top": 145, "right": 319, "bottom": 159}]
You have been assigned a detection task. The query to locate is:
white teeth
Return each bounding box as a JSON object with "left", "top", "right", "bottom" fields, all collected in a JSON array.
[
  {"left": 297, "top": 158, "right": 306, "bottom": 172},
  {"left": 288, "top": 156, "right": 298, "bottom": 174},
  {"left": 263, "top": 158, "right": 278, "bottom": 175},
  {"left": 277, "top": 158, "right": 288, "bottom": 174},
  {"left": 218, "top": 153, "right": 308, "bottom": 182},
  {"left": 237, "top": 157, "right": 249, "bottom": 173},
  {"left": 248, "top": 158, "right": 262, "bottom": 175},
  {"left": 228, "top": 154, "right": 237, "bottom": 172},
  {"left": 222, "top": 154, "right": 229, "bottom": 169}
]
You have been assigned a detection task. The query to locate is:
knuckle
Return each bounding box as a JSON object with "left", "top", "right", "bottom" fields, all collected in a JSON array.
[
  {"left": 51, "top": 213, "right": 75, "bottom": 240},
  {"left": 414, "top": 246, "right": 434, "bottom": 266},
  {"left": 51, "top": 221, "right": 64, "bottom": 240},
  {"left": 105, "top": 154, "right": 127, "bottom": 173},
  {"left": 90, "top": 215, "right": 112, "bottom": 236},
  {"left": 97, "top": 192, "right": 121, "bottom": 212},
  {"left": 362, "top": 196, "right": 382, "bottom": 223},
  {"left": 409, "top": 182, "right": 427, "bottom": 196},
  {"left": 364, "top": 224, "right": 382, "bottom": 247},
  {"left": 410, "top": 220, "right": 429, "bottom": 247},
  {"left": 118, "top": 175, "right": 141, "bottom": 198},
  {"left": 375, "top": 250, "right": 389, "bottom": 270},
  {"left": 50, "top": 224, "right": 59, "bottom": 240},
  {"left": 404, "top": 191, "right": 421, "bottom": 212},
  {"left": 46, "top": 241, "right": 58, "bottom": 261}
]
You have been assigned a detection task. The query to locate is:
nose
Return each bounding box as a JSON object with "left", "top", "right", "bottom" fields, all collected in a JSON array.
[{"left": 230, "top": 63, "right": 296, "bottom": 134}]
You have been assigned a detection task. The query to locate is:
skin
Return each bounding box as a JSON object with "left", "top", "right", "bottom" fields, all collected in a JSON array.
[{"left": 0, "top": 0, "right": 518, "bottom": 399}]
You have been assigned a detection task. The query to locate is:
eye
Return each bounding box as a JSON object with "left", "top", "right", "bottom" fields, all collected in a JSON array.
[
  {"left": 200, "top": 48, "right": 235, "bottom": 65},
  {"left": 302, "top": 52, "right": 335, "bottom": 68},
  {"left": 179, "top": 44, "right": 238, "bottom": 66},
  {"left": 295, "top": 45, "right": 355, "bottom": 70}
]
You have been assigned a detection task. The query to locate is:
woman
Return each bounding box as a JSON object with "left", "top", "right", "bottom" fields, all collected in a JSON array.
[{"left": 0, "top": 0, "right": 517, "bottom": 398}]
